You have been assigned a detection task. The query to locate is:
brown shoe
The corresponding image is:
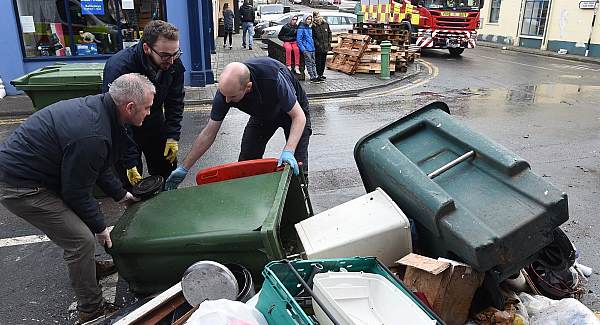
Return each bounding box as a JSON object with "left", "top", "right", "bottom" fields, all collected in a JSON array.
[
  {"left": 78, "top": 301, "right": 119, "bottom": 323},
  {"left": 95, "top": 260, "right": 117, "bottom": 281}
]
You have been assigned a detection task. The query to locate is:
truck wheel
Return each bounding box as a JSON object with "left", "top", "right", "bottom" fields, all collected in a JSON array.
[{"left": 449, "top": 48, "right": 464, "bottom": 56}]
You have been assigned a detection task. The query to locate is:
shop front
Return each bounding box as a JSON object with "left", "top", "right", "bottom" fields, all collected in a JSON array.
[{"left": 1, "top": 0, "right": 215, "bottom": 95}]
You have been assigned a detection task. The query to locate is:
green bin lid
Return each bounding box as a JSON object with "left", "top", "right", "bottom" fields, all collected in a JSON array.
[
  {"left": 111, "top": 169, "right": 293, "bottom": 256},
  {"left": 11, "top": 62, "right": 105, "bottom": 88}
]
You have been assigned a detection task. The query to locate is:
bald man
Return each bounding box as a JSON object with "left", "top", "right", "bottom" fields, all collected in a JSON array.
[{"left": 164, "top": 57, "right": 311, "bottom": 190}]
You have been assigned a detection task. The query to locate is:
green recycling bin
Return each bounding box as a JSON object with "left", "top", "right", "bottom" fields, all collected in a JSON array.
[
  {"left": 354, "top": 102, "right": 569, "bottom": 281},
  {"left": 109, "top": 167, "right": 310, "bottom": 294},
  {"left": 10, "top": 63, "right": 104, "bottom": 111}
]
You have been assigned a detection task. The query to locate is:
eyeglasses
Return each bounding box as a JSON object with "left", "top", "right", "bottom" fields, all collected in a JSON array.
[{"left": 149, "top": 46, "right": 182, "bottom": 61}]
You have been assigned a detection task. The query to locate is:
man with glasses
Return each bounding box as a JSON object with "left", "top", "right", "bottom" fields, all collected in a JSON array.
[{"left": 103, "top": 20, "right": 185, "bottom": 188}]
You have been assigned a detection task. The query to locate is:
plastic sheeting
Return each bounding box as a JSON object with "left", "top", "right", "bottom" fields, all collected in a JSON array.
[
  {"left": 518, "top": 293, "right": 600, "bottom": 325},
  {"left": 185, "top": 299, "right": 268, "bottom": 325}
]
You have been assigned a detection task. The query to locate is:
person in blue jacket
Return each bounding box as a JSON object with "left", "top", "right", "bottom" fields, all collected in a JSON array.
[
  {"left": 103, "top": 20, "right": 185, "bottom": 189},
  {"left": 0, "top": 74, "right": 153, "bottom": 323},
  {"left": 296, "top": 15, "right": 321, "bottom": 83},
  {"left": 164, "top": 57, "right": 312, "bottom": 190}
]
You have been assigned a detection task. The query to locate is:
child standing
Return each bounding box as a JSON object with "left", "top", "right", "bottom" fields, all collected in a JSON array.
[{"left": 297, "top": 15, "right": 320, "bottom": 83}]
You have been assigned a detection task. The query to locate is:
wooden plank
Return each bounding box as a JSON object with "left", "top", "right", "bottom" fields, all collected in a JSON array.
[
  {"left": 332, "top": 48, "right": 365, "bottom": 57},
  {"left": 172, "top": 305, "right": 200, "bottom": 325},
  {"left": 133, "top": 295, "right": 187, "bottom": 325},
  {"left": 114, "top": 283, "right": 183, "bottom": 325},
  {"left": 397, "top": 253, "right": 450, "bottom": 275}
]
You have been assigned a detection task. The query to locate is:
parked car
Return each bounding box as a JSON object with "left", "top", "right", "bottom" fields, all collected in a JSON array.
[
  {"left": 255, "top": 4, "right": 285, "bottom": 23},
  {"left": 260, "top": 11, "right": 357, "bottom": 40},
  {"left": 254, "top": 12, "right": 305, "bottom": 38}
]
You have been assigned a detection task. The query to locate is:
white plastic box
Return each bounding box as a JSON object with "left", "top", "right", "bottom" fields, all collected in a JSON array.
[
  {"left": 312, "top": 272, "right": 436, "bottom": 325},
  {"left": 294, "top": 188, "right": 412, "bottom": 267}
]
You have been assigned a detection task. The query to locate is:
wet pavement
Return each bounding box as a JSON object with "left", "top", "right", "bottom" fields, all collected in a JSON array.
[{"left": 1, "top": 45, "right": 600, "bottom": 323}]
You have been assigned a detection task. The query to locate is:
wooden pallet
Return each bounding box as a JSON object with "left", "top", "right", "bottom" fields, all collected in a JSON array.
[
  {"left": 355, "top": 63, "right": 396, "bottom": 74},
  {"left": 352, "top": 22, "right": 410, "bottom": 45},
  {"left": 355, "top": 46, "right": 409, "bottom": 75},
  {"left": 326, "top": 34, "right": 371, "bottom": 75}
]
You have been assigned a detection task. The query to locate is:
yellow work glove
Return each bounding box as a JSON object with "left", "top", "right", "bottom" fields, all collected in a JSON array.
[
  {"left": 164, "top": 138, "right": 178, "bottom": 164},
  {"left": 126, "top": 167, "right": 142, "bottom": 185}
]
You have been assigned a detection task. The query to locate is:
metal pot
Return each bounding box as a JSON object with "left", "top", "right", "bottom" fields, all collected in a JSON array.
[{"left": 181, "top": 261, "right": 239, "bottom": 306}]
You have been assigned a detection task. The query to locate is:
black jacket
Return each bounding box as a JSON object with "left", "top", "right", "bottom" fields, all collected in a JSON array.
[
  {"left": 102, "top": 42, "right": 185, "bottom": 168},
  {"left": 278, "top": 23, "right": 298, "bottom": 42},
  {"left": 0, "top": 94, "right": 128, "bottom": 233},
  {"left": 223, "top": 9, "right": 235, "bottom": 32},
  {"left": 312, "top": 21, "right": 332, "bottom": 53},
  {"left": 239, "top": 4, "right": 255, "bottom": 23}
]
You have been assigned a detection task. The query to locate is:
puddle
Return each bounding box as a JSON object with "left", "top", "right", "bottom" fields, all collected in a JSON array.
[{"left": 475, "top": 84, "right": 600, "bottom": 105}]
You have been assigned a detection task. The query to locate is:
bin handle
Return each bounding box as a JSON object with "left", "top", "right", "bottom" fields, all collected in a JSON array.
[{"left": 427, "top": 150, "right": 475, "bottom": 179}]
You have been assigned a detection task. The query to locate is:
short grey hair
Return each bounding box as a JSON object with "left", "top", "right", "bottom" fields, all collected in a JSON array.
[{"left": 108, "top": 73, "right": 155, "bottom": 106}]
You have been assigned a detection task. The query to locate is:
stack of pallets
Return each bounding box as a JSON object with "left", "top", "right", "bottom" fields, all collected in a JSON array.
[
  {"left": 327, "top": 25, "right": 420, "bottom": 75},
  {"left": 326, "top": 34, "right": 371, "bottom": 75},
  {"left": 350, "top": 22, "right": 410, "bottom": 46},
  {"left": 355, "top": 44, "right": 409, "bottom": 74}
]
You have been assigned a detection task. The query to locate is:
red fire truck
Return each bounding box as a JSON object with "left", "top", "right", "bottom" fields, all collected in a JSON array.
[{"left": 408, "top": 0, "right": 483, "bottom": 56}]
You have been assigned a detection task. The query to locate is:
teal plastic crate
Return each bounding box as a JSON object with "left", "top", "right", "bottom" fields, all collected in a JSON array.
[{"left": 256, "top": 257, "right": 444, "bottom": 324}]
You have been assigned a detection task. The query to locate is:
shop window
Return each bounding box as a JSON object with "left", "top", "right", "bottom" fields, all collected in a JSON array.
[
  {"left": 521, "top": 0, "right": 550, "bottom": 36},
  {"left": 15, "top": 0, "right": 165, "bottom": 58},
  {"left": 489, "top": 0, "right": 501, "bottom": 23}
]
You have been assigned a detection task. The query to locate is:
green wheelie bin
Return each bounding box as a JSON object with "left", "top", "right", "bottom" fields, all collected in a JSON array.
[
  {"left": 109, "top": 166, "right": 310, "bottom": 294},
  {"left": 354, "top": 102, "right": 569, "bottom": 282},
  {"left": 10, "top": 63, "right": 104, "bottom": 111}
]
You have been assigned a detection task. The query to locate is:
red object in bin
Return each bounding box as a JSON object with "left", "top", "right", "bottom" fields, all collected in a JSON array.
[{"left": 195, "top": 158, "right": 283, "bottom": 185}]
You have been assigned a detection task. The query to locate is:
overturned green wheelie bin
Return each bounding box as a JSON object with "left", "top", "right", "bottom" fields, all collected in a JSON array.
[
  {"left": 354, "top": 102, "right": 568, "bottom": 282},
  {"left": 10, "top": 63, "right": 104, "bottom": 111},
  {"left": 109, "top": 166, "right": 310, "bottom": 294}
]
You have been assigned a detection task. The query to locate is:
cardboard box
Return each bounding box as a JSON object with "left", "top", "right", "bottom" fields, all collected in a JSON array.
[{"left": 398, "top": 253, "right": 484, "bottom": 325}]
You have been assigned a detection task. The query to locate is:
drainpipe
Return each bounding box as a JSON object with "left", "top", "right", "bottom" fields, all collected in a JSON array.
[
  {"left": 585, "top": 0, "right": 599, "bottom": 56},
  {"left": 515, "top": 0, "right": 526, "bottom": 46},
  {"left": 541, "top": 0, "right": 554, "bottom": 50}
]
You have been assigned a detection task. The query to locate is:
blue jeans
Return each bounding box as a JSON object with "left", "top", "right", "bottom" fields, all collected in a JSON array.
[{"left": 242, "top": 22, "right": 254, "bottom": 48}]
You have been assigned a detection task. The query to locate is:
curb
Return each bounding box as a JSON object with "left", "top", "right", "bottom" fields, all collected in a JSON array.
[
  {"left": 0, "top": 65, "right": 423, "bottom": 116},
  {"left": 184, "top": 64, "right": 422, "bottom": 106},
  {"left": 478, "top": 41, "right": 600, "bottom": 66}
]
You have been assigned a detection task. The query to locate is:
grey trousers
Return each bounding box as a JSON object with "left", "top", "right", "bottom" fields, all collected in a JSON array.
[
  {"left": 0, "top": 185, "right": 103, "bottom": 313},
  {"left": 303, "top": 51, "right": 318, "bottom": 80}
]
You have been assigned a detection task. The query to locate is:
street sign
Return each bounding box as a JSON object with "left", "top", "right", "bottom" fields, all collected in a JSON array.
[{"left": 579, "top": 1, "right": 598, "bottom": 9}]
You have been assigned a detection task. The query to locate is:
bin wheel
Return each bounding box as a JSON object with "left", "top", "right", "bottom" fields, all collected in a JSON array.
[
  {"left": 536, "top": 228, "right": 576, "bottom": 271},
  {"left": 449, "top": 48, "right": 464, "bottom": 56}
]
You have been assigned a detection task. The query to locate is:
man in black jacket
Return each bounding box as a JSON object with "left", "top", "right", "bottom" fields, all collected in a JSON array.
[
  {"left": 239, "top": 0, "right": 255, "bottom": 50},
  {"left": 0, "top": 73, "right": 154, "bottom": 322},
  {"left": 312, "top": 11, "right": 332, "bottom": 80},
  {"left": 103, "top": 20, "right": 185, "bottom": 188}
]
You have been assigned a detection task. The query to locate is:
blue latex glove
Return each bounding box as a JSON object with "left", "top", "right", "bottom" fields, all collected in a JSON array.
[
  {"left": 278, "top": 149, "right": 299, "bottom": 175},
  {"left": 165, "top": 166, "right": 189, "bottom": 191}
]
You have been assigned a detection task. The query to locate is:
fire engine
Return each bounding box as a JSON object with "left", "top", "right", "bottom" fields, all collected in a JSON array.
[{"left": 361, "top": 0, "right": 483, "bottom": 56}]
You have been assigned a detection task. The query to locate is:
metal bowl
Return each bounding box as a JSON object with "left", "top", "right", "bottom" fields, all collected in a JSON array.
[{"left": 181, "top": 261, "right": 239, "bottom": 306}]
